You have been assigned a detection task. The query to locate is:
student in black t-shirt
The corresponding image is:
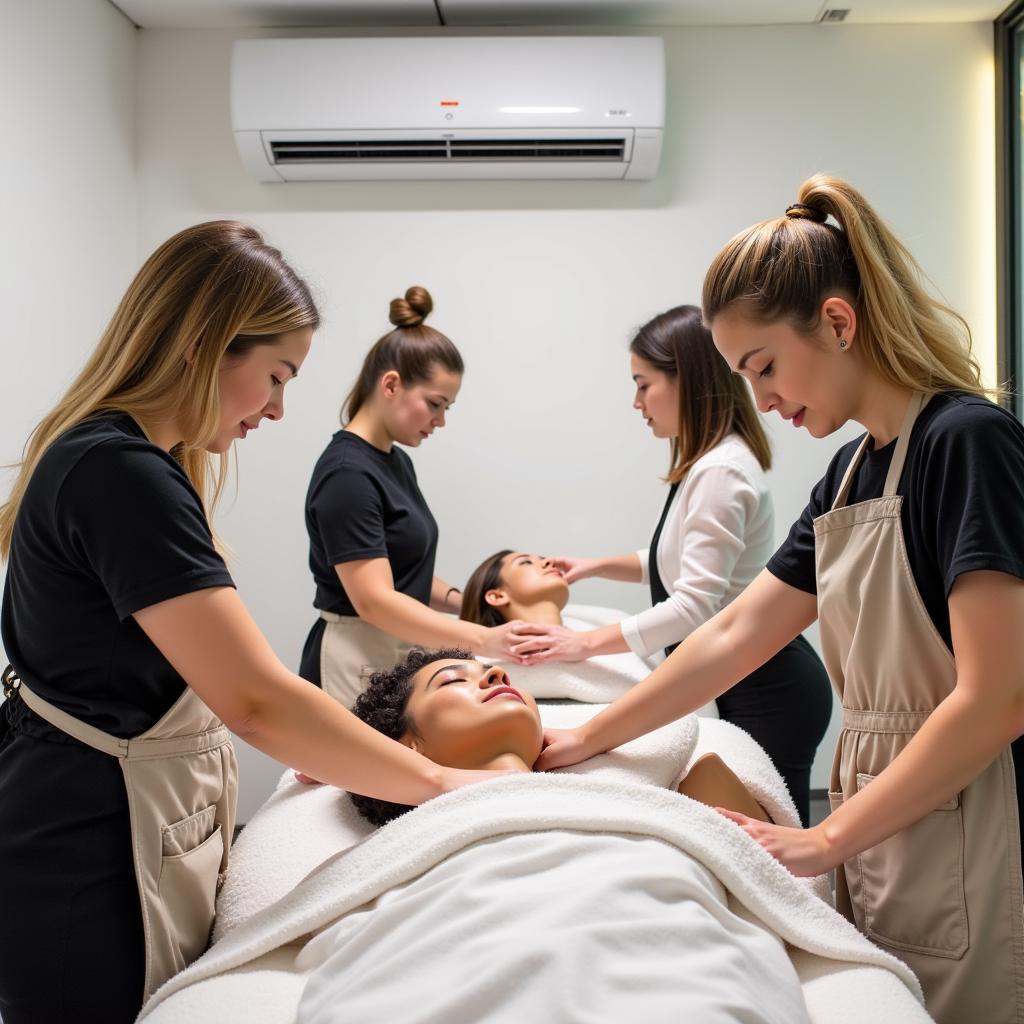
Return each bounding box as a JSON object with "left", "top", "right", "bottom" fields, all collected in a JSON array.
[
  {"left": 0, "top": 229, "right": 505, "bottom": 1024},
  {"left": 534, "top": 176, "right": 1024, "bottom": 1022},
  {"left": 299, "top": 287, "right": 527, "bottom": 709}
]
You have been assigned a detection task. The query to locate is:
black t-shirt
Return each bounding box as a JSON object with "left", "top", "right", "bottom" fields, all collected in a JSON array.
[
  {"left": 304, "top": 431, "right": 438, "bottom": 615},
  {"left": 768, "top": 391, "right": 1024, "bottom": 830},
  {"left": 768, "top": 392, "right": 1024, "bottom": 641},
  {"left": 300, "top": 431, "right": 438, "bottom": 685},
  {"left": 1, "top": 413, "right": 235, "bottom": 740}
]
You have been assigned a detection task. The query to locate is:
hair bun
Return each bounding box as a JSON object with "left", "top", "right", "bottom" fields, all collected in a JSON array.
[
  {"left": 785, "top": 202, "right": 827, "bottom": 224},
  {"left": 389, "top": 286, "right": 433, "bottom": 328}
]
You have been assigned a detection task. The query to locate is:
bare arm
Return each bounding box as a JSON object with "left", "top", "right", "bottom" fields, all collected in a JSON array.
[
  {"left": 429, "top": 575, "right": 462, "bottom": 614},
  {"left": 134, "top": 587, "right": 487, "bottom": 804},
  {"left": 338, "top": 558, "right": 518, "bottom": 658},
  {"left": 720, "top": 570, "right": 1024, "bottom": 875},
  {"left": 536, "top": 570, "right": 817, "bottom": 769}
]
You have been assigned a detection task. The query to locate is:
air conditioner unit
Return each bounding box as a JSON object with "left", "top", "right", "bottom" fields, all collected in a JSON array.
[{"left": 230, "top": 36, "right": 664, "bottom": 182}]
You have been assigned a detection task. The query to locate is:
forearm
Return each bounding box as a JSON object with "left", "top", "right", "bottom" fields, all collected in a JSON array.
[
  {"left": 823, "top": 683, "right": 1024, "bottom": 863},
  {"left": 360, "top": 587, "right": 484, "bottom": 651},
  {"left": 582, "top": 571, "right": 816, "bottom": 753},
  {"left": 429, "top": 575, "right": 461, "bottom": 614},
  {"left": 583, "top": 611, "right": 756, "bottom": 751},
  {"left": 579, "top": 622, "right": 631, "bottom": 656},
  {"left": 239, "top": 670, "right": 444, "bottom": 803},
  {"left": 591, "top": 553, "right": 644, "bottom": 583},
  {"left": 135, "top": 588, "right": 447, "bottom": 805}
]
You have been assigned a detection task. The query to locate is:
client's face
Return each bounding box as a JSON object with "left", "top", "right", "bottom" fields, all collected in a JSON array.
[
  {"left": 488, "top": 553, "right": 569, "bottom": 616},
  {"left": 402, "top": 659, "right": 543, "bottom": 769}
]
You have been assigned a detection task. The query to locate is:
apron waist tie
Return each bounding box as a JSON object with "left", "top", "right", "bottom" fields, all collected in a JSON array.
[
  {"left": 11, "top": 674, "right": 229, "bottom": 760},
  {"left": 319, "top": 609, "right": 359, "bottom": 624},
  {"left": 842, "top": 706, "right": 932, "bottom": 734}
]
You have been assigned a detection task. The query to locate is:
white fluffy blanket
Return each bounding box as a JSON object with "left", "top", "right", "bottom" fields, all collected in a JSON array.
[{"left": 140, "top": 713, "right": 927, "bottom": 1023}]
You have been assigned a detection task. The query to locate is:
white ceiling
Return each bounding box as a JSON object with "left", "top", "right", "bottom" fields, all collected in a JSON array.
[{"left": 111, "top": 0, "right": 1007, "bottom": 30}]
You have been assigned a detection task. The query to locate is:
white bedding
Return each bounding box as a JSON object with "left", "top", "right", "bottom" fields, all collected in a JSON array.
[
  {"left": 298, "top": 827, "right": 812, "bottom": 1024},
  {"left": 141, "top": 707, "right": 931, "bottom": 1023}
]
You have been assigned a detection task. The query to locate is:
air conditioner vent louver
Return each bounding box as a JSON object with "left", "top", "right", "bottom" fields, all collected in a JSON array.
[
  {"left": 232, "top": 37, "right": 665, "bottom": 181},
  {"left": 270, "top": 137, "right": 628, "bottom": 165}
]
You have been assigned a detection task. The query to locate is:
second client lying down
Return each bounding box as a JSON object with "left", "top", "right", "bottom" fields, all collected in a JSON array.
[{"left": 457, "top": 549, "right": 699, "bottom": 705}]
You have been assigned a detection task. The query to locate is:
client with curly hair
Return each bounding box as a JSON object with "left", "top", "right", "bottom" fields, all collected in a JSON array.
[{"left": 349, "top": 647, "right": 770, "bottom": 827}]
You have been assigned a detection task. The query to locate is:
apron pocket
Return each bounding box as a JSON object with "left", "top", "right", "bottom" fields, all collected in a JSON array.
[
  {"left": 848, "top": 772, "right": 967, "bottom": 959},
  {"left": 159, "top": 806, "right": 223, "bottom": 967}
]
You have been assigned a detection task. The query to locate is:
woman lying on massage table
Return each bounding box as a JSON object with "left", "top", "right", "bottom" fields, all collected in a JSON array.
[
  {"left": 296, "top": 646, "right": 815, "bottom": 1024},
  {"left": 456, "top": 548, "right": 719, "bottom": 709},
  {"left": 347, "top": 646, "right": 763, "bottom": 825}
]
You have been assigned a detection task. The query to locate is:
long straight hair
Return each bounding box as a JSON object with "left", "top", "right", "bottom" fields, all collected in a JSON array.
[
  {"left": 1, "top": 221, "right": 319, "bottom": 558},
  {"left": 630, "top": 305, "right": 772, "bottom": 483},
  {"left": 702, "top": 173, "right": 991, "bottom": 399}
]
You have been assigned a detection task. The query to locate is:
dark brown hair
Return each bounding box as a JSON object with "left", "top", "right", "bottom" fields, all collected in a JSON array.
[
  {"left": 350, "top": 648, "right": 474, "bottom": 826},
  {"left": 459, "top": 549, "right": 513, "bottom": 628},
  {"left": 342, "top": 286, "right": 465, "bottom": 423},
  {"left": 630, "top": 304, "right": 771, "bottom": 482}
]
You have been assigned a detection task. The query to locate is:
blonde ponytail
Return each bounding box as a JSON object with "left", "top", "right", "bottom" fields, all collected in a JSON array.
[{"left": 702, "top": 173, "right": 994, "bottom": 400}]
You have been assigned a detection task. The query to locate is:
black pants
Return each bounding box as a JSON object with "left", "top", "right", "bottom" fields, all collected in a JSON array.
[
  {"left": 715, "top": 634, "right": 833, "bottom": 827},
  {"left": 0, "top": 715, "right": 145, "bottom": 1024}
]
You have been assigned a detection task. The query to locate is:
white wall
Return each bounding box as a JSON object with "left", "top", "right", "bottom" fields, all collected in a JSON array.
[
  {"left": 136, "top": 21, "right": 996, "bottom": 820},
  {"left": 2, "top": 0, "right": 137, "bottom": 464},
  {"left": 0, "top": 3, "right": 137, "bottom": 634},
  {"left": 11, "top": 17, "right": 994, "bottom": 822}
]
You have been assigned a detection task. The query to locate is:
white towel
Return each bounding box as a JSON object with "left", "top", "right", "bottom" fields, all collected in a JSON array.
[{"left": 142, "top": 769, "right": 923, "bottom": 1022}]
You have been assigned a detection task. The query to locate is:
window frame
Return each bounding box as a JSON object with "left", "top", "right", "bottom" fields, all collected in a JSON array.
[{"left": 996, "top": 1, "right": 1024, "bottom": 417}]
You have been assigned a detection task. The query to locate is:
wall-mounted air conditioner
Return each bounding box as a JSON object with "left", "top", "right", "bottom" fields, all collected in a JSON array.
[{"left": 231, "top": 36, "right": 664, "bottom": 182}]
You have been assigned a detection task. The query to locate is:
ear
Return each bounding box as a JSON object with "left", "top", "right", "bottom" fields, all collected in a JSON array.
[
  {"left": 399, "top": 732, "right": 424, "bottom": 755},
  {"left": 380, "top": 370, "right": 402, "bottom": 399},
  {"left": 485, "top": 588, "right": 510, "bottom": 609},
  {"left": 184, "top": 341, "right": 199, "bottom": 366},
  {"left": 820, "top": 296, "right": 858, "bottom": 352}
]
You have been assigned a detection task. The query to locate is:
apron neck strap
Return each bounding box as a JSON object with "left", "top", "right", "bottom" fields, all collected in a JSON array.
[
  {"left": 830, "top": 391, "right": 930, "bottom": 511},
  {"left": 882, "top": 391, "right": 929, "bottom": 497},
  {"left": 832, "top": 434, "right": 872, "bottom": 510}
]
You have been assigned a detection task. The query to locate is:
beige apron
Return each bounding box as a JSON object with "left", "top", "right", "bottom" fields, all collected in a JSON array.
[
  {"left": 318, "top": 610, "right": 413, "bottom": 707},
  {"left": 816, "top": 391, "right": 1024, "bottom": 1023},
  {"left": 2, "top": 669, "right": 237, "bottom": 1002}
]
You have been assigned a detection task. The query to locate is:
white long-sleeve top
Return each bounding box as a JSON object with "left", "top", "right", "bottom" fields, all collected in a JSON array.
[{"left": 620, "top": 434, "right": 774, "bottom": 660}]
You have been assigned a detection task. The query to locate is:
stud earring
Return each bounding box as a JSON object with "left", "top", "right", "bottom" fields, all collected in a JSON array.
[{"left": 839, "top": 339, "right": 848, "bottom": 349}]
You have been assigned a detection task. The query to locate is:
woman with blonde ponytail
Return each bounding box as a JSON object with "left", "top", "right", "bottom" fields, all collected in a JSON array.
[
  {"left": 0, "top": 229, "right": 505, "bottom": 1024},
  {"left": 537, "top": 175, "right": 1024, "bottom": 1023},
  {"left": 299, "top": 286, "right": 525, "bottom": 710}
]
